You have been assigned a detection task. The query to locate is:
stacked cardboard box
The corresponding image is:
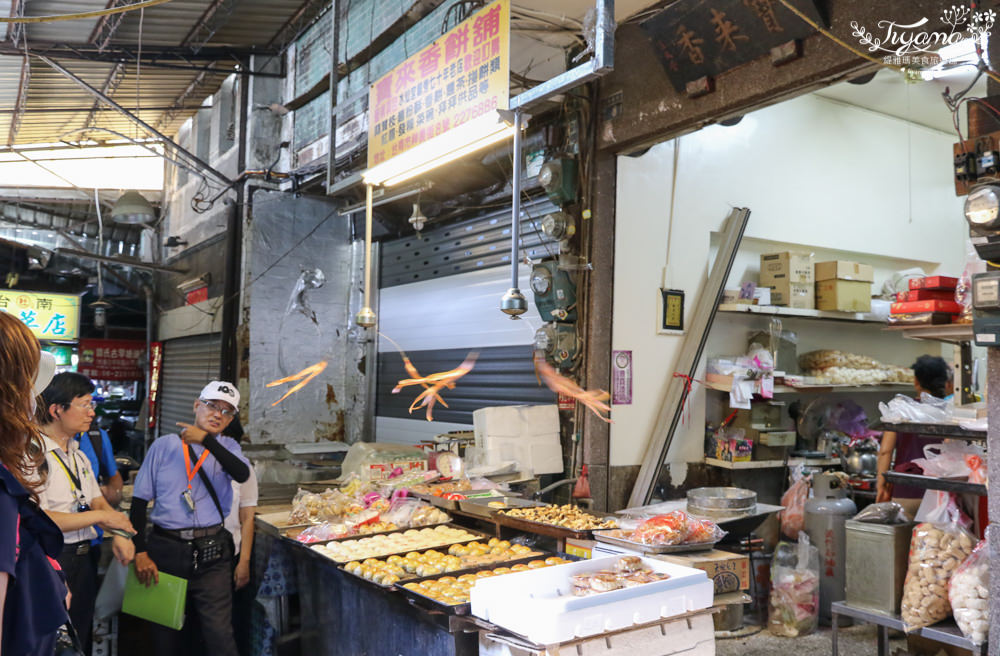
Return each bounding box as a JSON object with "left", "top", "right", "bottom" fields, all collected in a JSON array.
[
  {"left": 760, "top": 252, "right": 814, "bottom": 308},
  {"left": 889, "top": 277, "right": 960, "bottom": 324},
  {"left": 815, "top": 260, "right": 874, "bottom": 312}
]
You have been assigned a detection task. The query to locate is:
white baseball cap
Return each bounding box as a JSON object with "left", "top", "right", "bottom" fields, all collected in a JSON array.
[
  {"left": 200, "top": 380, "right": 240, "bottom": 407},
  {"left": 33, "top": 351, "right": 56, "bottom": 396}
]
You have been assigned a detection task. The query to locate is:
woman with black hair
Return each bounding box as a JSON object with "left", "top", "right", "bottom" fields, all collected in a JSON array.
[{"left": 876, "top": 355, "right": 955, "bottom": 517}]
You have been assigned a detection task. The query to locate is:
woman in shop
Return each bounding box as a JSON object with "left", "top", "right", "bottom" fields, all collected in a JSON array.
[
  {"left": 876, "top": 355, "right": 955, "bottom": 517},
  {"left": 0, "top": 310, "right": 68, "bottom": 656},
  {"left": 36, "top": 372, "right": 136, "bottom": 652}
]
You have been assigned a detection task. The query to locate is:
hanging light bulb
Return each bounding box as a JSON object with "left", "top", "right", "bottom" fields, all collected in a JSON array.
[
  {"left": 408, "top": 202, "right": 427, "bottom": 233},
  {"left": 111, "top": 191, "right": 156, "bottom": 225}
]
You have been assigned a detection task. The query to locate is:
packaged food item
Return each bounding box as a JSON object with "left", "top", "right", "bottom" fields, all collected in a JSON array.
[
  {"left": 949, "top": 534, "right": 990, "bottom": 645},
  {"left": 567, "top": 558, "right": 671, "bottom": 597},
  {"left": 768, "top": 533, "right": 820, "bottom": 637},
  {"left": 909, "top": 276, "right": 959, "bottom": 291},
  {"left": 900, "top": 494, "right": 976, "bottom": 631},
  {"left": 628, "top": 511, "right": 725, "bottom": 545},
  {"left": 780, "top": 465, "right": 809, "bottom": 539}
]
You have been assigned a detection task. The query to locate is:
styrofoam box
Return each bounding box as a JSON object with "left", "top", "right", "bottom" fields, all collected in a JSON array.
[
  {"left": 473, "top": 404, "right": 562, "bottom": 475},
  {"left": 470, "top": 556, "right": 713, "bottom": 645}
]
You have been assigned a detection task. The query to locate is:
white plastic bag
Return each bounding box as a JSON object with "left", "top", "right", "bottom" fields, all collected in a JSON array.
[
  {"left": 94, "top": 559, "right": 128, "bottom": 620},
  {"left": 949, "top": 532, "right": 990, "bottom": 645},
  {"left": 768, "top": 533, "right": 820, "bottom": 637},
  {"left": 912, "top": 442, "right": 986, "bottom": 479}
]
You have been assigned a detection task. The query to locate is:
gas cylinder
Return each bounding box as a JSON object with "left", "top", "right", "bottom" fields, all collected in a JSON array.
[{"left": 804, "top": 473, "right": 856, "bottom": 625}]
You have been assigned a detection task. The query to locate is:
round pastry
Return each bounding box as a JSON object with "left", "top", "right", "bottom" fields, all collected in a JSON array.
[
  {"left": 476, "top": 570, "right": 495, "bottom": 578},
  {"left": 493, "top": 567, "right": 511, "bottom": 575},
  {"left": 511, "top": 564, "right": 529, "bottom": 572},
  {"left": 545, "top": 557, "right": 565, "bottom": 566},
  {"left": 527, "top": 560, "right": 547, "bottom": 569},
  {"left": 615, "top": 556, "right": 642, "bottom": 574},
  {"left": 590, "top": 574, "right": 622, "bottom": 592}
]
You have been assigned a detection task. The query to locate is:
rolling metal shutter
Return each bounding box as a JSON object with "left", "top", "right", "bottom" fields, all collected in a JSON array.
[{"left": 158, "top": 334, "right": 221, "bottom": 436}]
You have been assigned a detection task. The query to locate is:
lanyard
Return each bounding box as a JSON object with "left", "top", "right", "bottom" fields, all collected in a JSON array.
[
  {"left": 182, "top": 443, "right": 210, "bottom": 491},
  {"left": 52, "top": 451, "right": 82, "bottom": 492}
]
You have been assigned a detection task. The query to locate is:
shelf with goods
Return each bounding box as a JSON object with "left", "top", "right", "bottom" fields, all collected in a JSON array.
[
  {"left": 884, "top": 322, "right": 974, "bottom": 344},
  {"left": 881, "top": 471, "right": 986, "bottom": 497},
  {"left": 831, "top": 602, "right": 986, "bottom": 656},
  {"left": 716, "top": 303, "right": 886, "bottom": 324},
  {"left": 704, "top": 457, "right": 840, "bottom": 470},
  {"left": 872, "top": 421, "right": 986, "bottom": 441}
]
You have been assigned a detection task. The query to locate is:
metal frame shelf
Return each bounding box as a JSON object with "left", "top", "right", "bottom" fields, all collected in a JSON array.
[
  {"left": 873, "top": 422, "right": 986, "bottom": 440},
  {"left": 832, "top": 601, "right": 986, "bottom": 656},
  {"left": 881, "top": 471, "right": 986, "bottom": 496}
]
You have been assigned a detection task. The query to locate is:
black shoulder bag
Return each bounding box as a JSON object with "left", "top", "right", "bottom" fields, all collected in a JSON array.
[
  {"left": 88, "top": 429, "right": 108, "bottom": 485},
  {"left": 186, "top": 445, "right": 233, "bottom": 571}
]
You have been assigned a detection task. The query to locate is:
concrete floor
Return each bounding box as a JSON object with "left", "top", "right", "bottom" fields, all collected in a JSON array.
[{"left": 716, "top": 623, "right": 907, "bottom": 656}]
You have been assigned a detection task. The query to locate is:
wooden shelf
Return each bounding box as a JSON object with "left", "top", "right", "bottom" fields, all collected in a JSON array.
[
  {"left": 885, "top": 323, "right": 974, "bottom": 344},
  {"left": 705, "top": 457, "right": 840, "bottom": 469},
  {"left": 717, "top": 303, "right": 886, "bottom": 324},
  {"left": 872, "top": 421, "right": 986, "bottom": 440},
  {"left": 882, "top": 471, "right": 986, "bottom": 496}
]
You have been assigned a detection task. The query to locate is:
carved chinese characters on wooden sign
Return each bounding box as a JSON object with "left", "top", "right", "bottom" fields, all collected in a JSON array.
[{"left": 641, "top": 0, "right": 826, "bottom": 92}]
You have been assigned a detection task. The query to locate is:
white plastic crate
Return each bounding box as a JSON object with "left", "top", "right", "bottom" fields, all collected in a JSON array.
[{"left": 470, "top": 556, "right": 713, "bottom": 644}]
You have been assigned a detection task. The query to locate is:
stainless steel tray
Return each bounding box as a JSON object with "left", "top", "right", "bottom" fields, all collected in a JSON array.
[
  {"left": 457, "top": 496, "right": 543, "bottom": 518},
  {"left": 592, "top": 530, "right": 718, "bottom": 554}
]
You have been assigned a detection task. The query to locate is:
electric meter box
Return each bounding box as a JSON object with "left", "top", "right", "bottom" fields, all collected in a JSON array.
[
  {"left": 971, "top": 272, "right": 1000, "bottom": 346},
  {"left": 531, "top": 260, "right": 577, "bottom": 322}
]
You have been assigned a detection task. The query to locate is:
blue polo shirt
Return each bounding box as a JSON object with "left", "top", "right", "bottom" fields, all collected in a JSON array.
[
  {"left": 134, "top": 434, "right": 245, "bottom": 529},
  {"left": 1, "top": 465, "right": 68, "bottom": 656},
  {"left": 74, "top": 428, "right": 118, "bottom": 483}
]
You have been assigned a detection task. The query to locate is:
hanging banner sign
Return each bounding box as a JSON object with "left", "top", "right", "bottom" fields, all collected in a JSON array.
[
  {"left": 0, "top": 290, "right": 81, "bottom": 340},
  {"left": 367, "top": 0, "right": 510, "bottom": 168},
  {"left": 78, "top": 338, "right": 145, "bottom": 381},
  {"left": 148, "top": 341, "right": 163, "bottom": 430}
]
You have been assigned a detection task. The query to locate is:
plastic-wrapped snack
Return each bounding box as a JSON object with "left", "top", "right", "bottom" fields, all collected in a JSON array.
[
  {"left": 900, "top": 494, "right": 976, "bottom": 631},
  {"left": 768, "top": 533, "right": 820, "bottom": 637},
  {"left": 780, "top": 465, "right": 810, "bottom": 539},
  {"left": 289, "top": 488, "right": 326, "bottom": 524},
  {"left": 632, "top": 511, "right": 689, "bottom": 545},
  {"left": 949, "top": 535, "right": 990, "bottom": 645},
  {"left": 684, "top": 516, "right": 725, "bottom": 544}
]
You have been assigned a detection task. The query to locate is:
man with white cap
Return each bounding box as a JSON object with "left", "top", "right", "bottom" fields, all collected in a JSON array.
[{"left": 129, "top": 381, "right": 250, "bottom": 656}]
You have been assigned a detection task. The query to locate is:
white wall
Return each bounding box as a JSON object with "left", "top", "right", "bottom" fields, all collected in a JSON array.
[{"left": 612, "top": 93, "right": 968, "bottom": 468}]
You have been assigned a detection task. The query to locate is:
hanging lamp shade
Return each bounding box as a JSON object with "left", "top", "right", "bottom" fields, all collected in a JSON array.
[{"left": 111, "top": 191, "right": 155, "bottom": 225}]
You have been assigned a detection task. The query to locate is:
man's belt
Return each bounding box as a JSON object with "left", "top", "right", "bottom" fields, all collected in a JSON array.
[
  {"left": 62, "top": 541, "right": 91, "bottom": 556},
  {"left": 153, "top": 524, "right": 223, "bottom": 541}
]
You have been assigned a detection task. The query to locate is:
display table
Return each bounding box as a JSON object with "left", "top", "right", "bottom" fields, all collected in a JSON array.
[{"left": 831, "top": 601, "right": 986, "bottom": 656}]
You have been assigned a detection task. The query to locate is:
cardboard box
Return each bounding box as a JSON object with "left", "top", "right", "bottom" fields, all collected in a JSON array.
[
  {"left": 909, "top": 276, "right": 959, "bottom": 290},
  {"left": 760, "top": 252, "right": 814, "bottom": 286},
  {"left": 565, "top": 537, "right": 596, "bottom": 560},
  {"left": 815, "top": 279, "right": 872, "bottom": 312},
  {"left": 891, "top": 299, "right": 962, "bottom": 315},
  {"left": 759, "top": 430, "right": 796, "bottom": 446},
  {"left": 896, "top": 289, "right": 956, "bottom": 302},
  {"left": 656, "top": 550, "right": 750, "bottom": 594},
  {"left": 815, "top": 260, "right": 874, "bottom": 283},
  {"left": 769, "top": 280, "right": 814, "bottom": 308}
]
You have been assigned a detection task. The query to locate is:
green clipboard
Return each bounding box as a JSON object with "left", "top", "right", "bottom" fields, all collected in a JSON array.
[{"left": 122, "top": 564, "right": 187, "bottom": 630}]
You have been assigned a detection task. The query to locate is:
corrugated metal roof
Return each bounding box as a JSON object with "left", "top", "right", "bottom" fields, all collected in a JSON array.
[{"left": 0, "top": 0, "right": 319, "bottom": 144}]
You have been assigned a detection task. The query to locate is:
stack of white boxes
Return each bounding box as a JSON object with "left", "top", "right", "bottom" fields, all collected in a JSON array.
[{"left": 472, "top": 404, "right": 563, "bottom": 476}]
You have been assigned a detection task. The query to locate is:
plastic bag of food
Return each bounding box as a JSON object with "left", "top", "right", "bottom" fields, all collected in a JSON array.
[
  {"left": 900, "top": 493, "right": 976, "bottom": 631},
  {"left": 949, "top": 531, "right": 990, "bottom": 645},
  {"left": 851, "top": 502, "right": 910, "bottom": 525},
  {"left": 768, "top": 533, "right": 820, "bottom": 637},
  {"left": 296, "top": 522, "right": 352, "bottom": 543},
  {"left": 289, "top": 488, "right": 325, "bottom": 524},
  {"left": 632, "top": 511, "right": 688, "bottom": 545},
  {"left": 684, "top": 516, "right": 726, "bottom": 544},
  {"left": 966, "top": 454, "right": 986, "bottom": 485},
  {"left": 780, "top": 465, "right": 810, "bottom": 539}
]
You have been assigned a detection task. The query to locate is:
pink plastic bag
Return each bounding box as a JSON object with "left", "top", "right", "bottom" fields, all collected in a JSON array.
[
  {"left": 966, "top": 454, "right": 986, "bottom": 485},
  {"left": 780, "top": 465, "right": 810, "bottom": 539}
]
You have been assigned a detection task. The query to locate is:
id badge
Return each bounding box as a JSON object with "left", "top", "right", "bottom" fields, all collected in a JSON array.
[{"left": 181, "top": 489, "right": 196, "bottom": 512}]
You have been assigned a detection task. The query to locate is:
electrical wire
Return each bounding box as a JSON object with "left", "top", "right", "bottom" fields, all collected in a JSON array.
[
  {"left": 94, "top": 188, "right": 105, "bottom": 301},
  {"left": 136, "top": 7, "right": 144, "bottom": 142},
  {"left": 0, "top": 0, "right": 173, "bottom": 23}
]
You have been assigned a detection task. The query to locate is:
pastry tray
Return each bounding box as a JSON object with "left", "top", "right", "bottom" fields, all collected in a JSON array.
[
  {"left": 592, "top": 530, "right": 719, "bottom": 554},
  {"left": 338, "top": 550, "right": 548, "bottom": 590},
  {"left": 395, "top": 554, "right": 574, "bottom": 615},
  {"left": 282, "top": 519, "right": 453, "bottom": 546},
  {"left": 493, "top": 509, "right": 620, "bottom": 540},
  {"left": 457, "top": 496, "right": 544, "bottom": 519},
  {"left": 305, "top": 525, "right": 494, "bottom": 564}
]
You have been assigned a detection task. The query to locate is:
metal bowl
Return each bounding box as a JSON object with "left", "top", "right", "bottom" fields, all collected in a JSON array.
[{"left": 687, "top": 487, "right": 757, "bottom": 519}]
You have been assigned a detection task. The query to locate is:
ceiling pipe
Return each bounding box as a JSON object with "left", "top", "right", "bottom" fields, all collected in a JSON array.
[
  {"left": 499, "top": 0, "right": 615, "bottom": 316},
  {"left": 37, "top": 55, "right": 234, "bottom": 187}
]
